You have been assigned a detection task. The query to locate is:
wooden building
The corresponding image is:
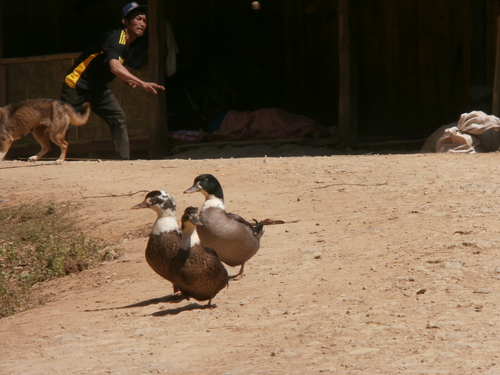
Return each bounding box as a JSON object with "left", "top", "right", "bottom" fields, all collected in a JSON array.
[{"left": 0, "top": 0, "right": 499, "bottom": 158}]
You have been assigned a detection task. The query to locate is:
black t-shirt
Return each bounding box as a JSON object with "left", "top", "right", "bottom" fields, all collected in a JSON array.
[{"left": 65, "top": 29, "right": 145, "bottom": 91}]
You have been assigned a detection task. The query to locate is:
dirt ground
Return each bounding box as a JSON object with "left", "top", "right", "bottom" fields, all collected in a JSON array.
[{"left": 2, "top": 144, "right": 500, "bottom": 375}]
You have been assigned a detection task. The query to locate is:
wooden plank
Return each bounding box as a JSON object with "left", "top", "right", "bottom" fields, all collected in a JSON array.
[
  {"left": 0, "top": 65, "right": 6, "bottom": 106},
  {"left": 356, "top": 1, "right": 381, "bottom": 136},
  {"left": 383, "top": 2, "right": 399, "bottom": 134},
  {"left": 434, "top": 0, "right": 449, "bottom": 120},
  {"left": 326, "top": 0, "right": 340, "bottom": 128},
  {"left": 167, "top": 137, "right": 340, "bottom": 156},
  {"left": 302, "top": 0, "right": 339, "bottom": 127},
  {"left": 0, "top": 52, "right": 81, "bottom": 65},
  {"left": 8, "top": 137, "right": 150, "bottom": 158},
  {"left": 460, "top": 0, "right": 472, "bottom": 113},
  {"left": 283, "top": 0, "right": 305, "bottom": 110},
  {"left": 470, "top": 0, "right": 486, "bottom": 86},
  {"left": 338, "top": 0, "right": 357, "bottom": 144},
  {"left": 398, "top": 0, "right": 420, "bottom": 132},
  {"left": 417, "top": 0, "right": 438, "bottom": 127},
  {"left": 147, "top": 0, "right": 168, "bottom": 158},
  {"left": 493, "top": 15, "right": 500, "bottom": 116},
  {"left": 0, "top": 2, "right": 3, "bottom": 60},
  {"left": 486, "top": 1, "right": 499, "bottom": 86}
]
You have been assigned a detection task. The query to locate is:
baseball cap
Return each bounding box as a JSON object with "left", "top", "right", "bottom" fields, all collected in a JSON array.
[{"left": 122, "top": 2, "right": 148, "bottom": 19}]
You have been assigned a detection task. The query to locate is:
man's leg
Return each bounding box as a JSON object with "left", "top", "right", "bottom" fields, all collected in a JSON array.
[{"left": 91, "top": 89, "right": 130, "bottom": 160}]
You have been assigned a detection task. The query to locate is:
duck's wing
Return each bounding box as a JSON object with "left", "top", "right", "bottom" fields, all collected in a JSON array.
[
  {"left": 204, "top": 246, "right": 220, "bottom": 258},
  {"left": 226, "top": 212, "right": 255, "bottom": 229},
  {"left": 226, "top": 212, "right": 265, "bottom": 239}
]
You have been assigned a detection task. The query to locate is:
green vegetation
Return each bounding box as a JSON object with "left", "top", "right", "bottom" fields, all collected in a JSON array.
[{"left": 0, "top": 202, "right": 116, "bottom": 318}]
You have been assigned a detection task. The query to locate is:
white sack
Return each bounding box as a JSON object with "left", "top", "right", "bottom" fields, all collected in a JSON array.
[{"left": 435, "top": 111, "right": 500, "bottom": 153}]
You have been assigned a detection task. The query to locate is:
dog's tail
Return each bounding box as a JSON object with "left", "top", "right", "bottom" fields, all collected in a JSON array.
[{"left": 62, "top": 102, "right": 91, "bottom": 126}]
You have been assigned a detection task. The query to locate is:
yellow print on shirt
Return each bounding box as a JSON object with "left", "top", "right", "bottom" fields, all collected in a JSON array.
[{"left": 64, "top": 52, "right": 104, "bottom": 89}]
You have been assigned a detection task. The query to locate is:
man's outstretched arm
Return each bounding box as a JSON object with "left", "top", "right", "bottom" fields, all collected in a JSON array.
[{"left": 109, "top": 59, "right": 164, "bottom": 94}]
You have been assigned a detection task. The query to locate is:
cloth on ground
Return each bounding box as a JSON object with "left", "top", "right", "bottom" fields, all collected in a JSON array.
[
  {"left": 435, "top": 111, "right": 500, "bottom": 153},
  {"left": 208, "top": 108, "right": 329, "bottom": 140},
  {"left": 167, "top": 108, "right": 332, "bottom": 144}
]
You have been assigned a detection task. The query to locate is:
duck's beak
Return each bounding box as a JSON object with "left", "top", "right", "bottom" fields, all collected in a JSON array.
[
  {"left": 131, "top": 202, "right": 148, "bottom": 209},
  {"left": 184, "top": 183, "right": 201, "bottom": 194},
  {"left": 191, "top": 215, "right": 203, "bottom": 226}
]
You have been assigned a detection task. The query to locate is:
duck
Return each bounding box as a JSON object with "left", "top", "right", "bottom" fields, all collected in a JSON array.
[
  {"left": 132, "top": 191, "right": 228, "bottom": 307},
  {"left": 184, "top": 174, "right": 264, "bottom": 279},
  {"left": 171, "top": 206, "right": 229, "bottom": 307},
  {"left": 131, "top": 190, "right": 182, "bottom": 295}
]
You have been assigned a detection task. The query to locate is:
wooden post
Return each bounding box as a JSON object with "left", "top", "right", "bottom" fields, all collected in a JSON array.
[
  {"left": 0, "top": 2, "right": 3, "bottom": 60},
  {"left": 493, "top": 15, "right": 500, "bottom": 116},
  {"left": 283, "top": 0, "right": 305, "bottom": 110},
  {"left": 147, "top": 0, "right": 168, "bottom": 158},
  {"left": 0, "top": 3, "right": 6, "bottom": 107},
  {"left": 460, "top": 0, "right": 472, "bottom": 113},
  {"left": 0, "top": 64, "right": 6, "bottom": 106},
  {"left": 338, "top": 0, "right": 358, "bottom": 145}
]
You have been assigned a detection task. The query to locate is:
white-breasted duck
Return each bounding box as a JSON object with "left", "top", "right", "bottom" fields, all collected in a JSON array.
[
  {"left": 184, "top": 174, "right": 264, "bottom": 279},
  {"left": 171, "top": 206, "right": 229, "bottom": 307},
  {"left": 132, "top": 190, "right": 182, "bottom": 295}
]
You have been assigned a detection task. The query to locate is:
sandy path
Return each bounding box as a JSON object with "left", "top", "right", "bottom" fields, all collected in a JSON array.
[{"left": 1, "top": 152, "right": 500, "bottom": 374}]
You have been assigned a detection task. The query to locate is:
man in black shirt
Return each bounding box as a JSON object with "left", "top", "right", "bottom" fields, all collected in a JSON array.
[{"left": 61, "top": 2, "right": 164, "bottom": 160}]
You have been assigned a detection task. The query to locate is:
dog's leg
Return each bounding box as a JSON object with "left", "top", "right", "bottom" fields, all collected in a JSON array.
[
  {"left": 49, "top": 131, "right": 69, "bottom": 165},
  {"left": 0, "top": 149, "right": 9, "bottom": 161},
  {"left": 29, "top": 127, "right": 51, "bottom": 163},
  {"left": 0, "top": 135, "right": 14, "bottom": 162}
]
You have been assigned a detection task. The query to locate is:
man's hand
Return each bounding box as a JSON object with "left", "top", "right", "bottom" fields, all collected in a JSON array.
[{"left": 140, "top": 82, "right": 165, "bottom": 94}]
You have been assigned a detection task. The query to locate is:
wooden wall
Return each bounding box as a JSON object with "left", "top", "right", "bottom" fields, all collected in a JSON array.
[
  {"left": 353, "top": 0, "right": 482, "bottom": 138},
  {"left": 164, "top": 0, "right": 492, "bottom": 139},
  {"left": 0, "top": 0, "right": 153, "bottom": 157},
  {"left": 1, "top": 0, "right": 499, "bottom": 144},
  {"left": 0, "top": 55, "right": 152, "bottom": 146},
  {"left": 163, "top": 0, "right": 338, "bottom": 126},
  {"left": 0, "top": 0, "right": 126, "bottom": 59}
]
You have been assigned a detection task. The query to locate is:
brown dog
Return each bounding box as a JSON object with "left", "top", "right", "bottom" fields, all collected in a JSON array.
[{"left": 0, "top": 99, "right": 91, "bottom": 164}]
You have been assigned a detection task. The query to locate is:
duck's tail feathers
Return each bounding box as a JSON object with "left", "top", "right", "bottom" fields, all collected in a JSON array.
[
  {"left": 251, "top": 219, "right": 265, "bottom": 239},
  {"left": 252, "top": 217, "right": 288, "bottom": 238}
]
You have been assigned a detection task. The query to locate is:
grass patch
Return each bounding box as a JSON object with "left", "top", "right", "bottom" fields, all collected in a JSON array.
[{"left": 0, "top": 202, "right": 118, "bottom": 318}]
